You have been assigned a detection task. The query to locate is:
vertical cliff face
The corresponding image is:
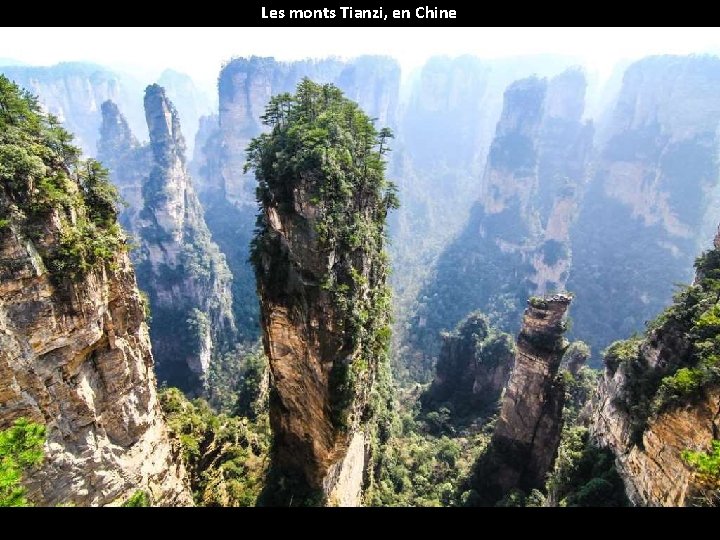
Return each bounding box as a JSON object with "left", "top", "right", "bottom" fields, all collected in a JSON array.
[
  {"left": 407, "top": 69, "right": 591, "bottom": 379},
  {"left": 423, "top": 312, "right": 515, "bottom": 417},
  {"left": 0, "top": 76, "right": 190, "bottom": 506},
  {"left": 156, "top": 69, "right": 214, "bottom": 156},
  {"left": 248, "top": 81, "right": 395, "bottom": 506},
  {"left": 591, "top": 231, "right": 720, "bottom": 506},
  {"left": 137, "top": 85, "right": 236, "bottom": 392},
  {"left": 0, "top": 242, "right": 192, "bottom": 506},
  {"left": 473, "top": 294, "right": 572, "bottom": 504},
  {"left": 100, "top": 85, "right": 236, "bottom": 393},
  {"left": 97, "top": 100, "right": 151, "bottom": 236},
  {"left": 593, "top": 366, "right": 719, "bottom": 506},
  {"left": 0, "top": 62, "right": 145, "bottom": 155},
  {"left": 569, "top": 55, "right": 720, "bottom": 356}
]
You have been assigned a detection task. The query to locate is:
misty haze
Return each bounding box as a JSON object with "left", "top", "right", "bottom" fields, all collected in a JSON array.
[{"left": 0, "top": 27, "right": 719, "bottom": 508}]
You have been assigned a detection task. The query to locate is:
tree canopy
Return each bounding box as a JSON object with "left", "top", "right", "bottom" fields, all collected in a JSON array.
[{"left": 0, "top": 75, "right": 124, "bottom": 284}]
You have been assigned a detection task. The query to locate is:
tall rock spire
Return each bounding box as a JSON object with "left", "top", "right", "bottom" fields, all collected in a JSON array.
[
  {"left": 472, "top": 294, "right": 572, "bottom": 504},
  {"left": 98, "top": 100, "right": 148, "bottom": 235},
  {"left": 100, "top": 85, "right": 237, "bottom": 393},
  {"left": 248, "top": 81, "right": 396, "bottom": 506}
]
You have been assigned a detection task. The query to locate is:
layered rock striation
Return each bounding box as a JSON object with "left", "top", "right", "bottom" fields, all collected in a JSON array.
[
  {"left": 0, "top": 245, "right": 192, "bottom": 506},
  {"left": 591, "top": 230, "right": 720, "bottom": 506},
  {"left": 0, "top": 75, "right": 191, "bottom": 506},
  {"left": 473, "top": 294, "right": 572, "bottom": 504}
]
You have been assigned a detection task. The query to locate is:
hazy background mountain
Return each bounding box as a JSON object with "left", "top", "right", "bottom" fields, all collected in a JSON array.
[
  {"left": 4, "top": 49, "right": 720, "bottom": 383},
  {"left": 0, "top": 62, "right": 213, "bottom": 156}
]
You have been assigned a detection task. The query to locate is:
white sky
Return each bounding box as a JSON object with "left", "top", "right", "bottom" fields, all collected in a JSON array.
[{"left": 2, "top": 27, "right": 720, "bottom": 91}]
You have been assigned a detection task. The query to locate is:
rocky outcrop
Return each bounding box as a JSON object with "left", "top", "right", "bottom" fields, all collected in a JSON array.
[
  {"left": 255, "top": 178, "right": 387, "bottom": 506},
  {"left": 250, "top": 81, "right": 394, "bottom": 506},
  {"left": 569, "top": 55, "right": 720, "bottom": 356},
  {"left": 590, "top": 230, "right": 720, "bottom": 506},
  {"left": 473, "top": 294, "right": 572, "bottom": 504},
  {"left": 592, "top": 366, "right": 719, "bottom": 506},
  {"left": 407, "top": 69, "right": 591, "bottom": 379},
  {"left": 561, "top": 341, "right": 590, "bottom": 375},
  {"left": 0, "top": 76, "right": 191, "bottom": 506},
  {"left": 0, "top": 240, "right": 191, "bottom": 506},
  {"left": 100, "top": 86, "right": 236, "bottom": 393},
  {"left": 423, "top": 312, "right": 514, "bottom": 417}
]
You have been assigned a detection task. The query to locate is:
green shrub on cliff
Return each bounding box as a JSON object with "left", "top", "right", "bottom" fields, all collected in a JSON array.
[
  {"left": 121, "top": 490, "right": 151, "bottom": 507},
  {"left": 682, "top": 440, "right": 720, "bottom": 505},
  {"left": 0, "top": 418, "right": 46, "bottom": 507},
  {"left": 158, "top": 388, "right": 270, "bottom": 507},
  {"left": 0, "top": 75, "right": 124, "bottom": 284},
  {"left": 603, "top": 338, "right": 641, "bottom": 375}
]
